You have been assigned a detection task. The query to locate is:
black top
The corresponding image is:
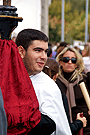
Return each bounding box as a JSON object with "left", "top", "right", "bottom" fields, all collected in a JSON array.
[
  {"left": 28, "top": 114, "right": 56, "bottom": 135},
  {"left": 56, "top": 70, "right": 90, "bottom": 135},
  {"left": 62, "top": 93, "right": 83, "bottom": 135}
]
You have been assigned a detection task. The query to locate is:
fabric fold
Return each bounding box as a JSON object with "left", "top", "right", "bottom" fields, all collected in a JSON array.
[{"left": 0, "top": 39, "right": 41, "bottom": 134}]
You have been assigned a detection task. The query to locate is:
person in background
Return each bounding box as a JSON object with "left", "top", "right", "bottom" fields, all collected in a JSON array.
[
  {"left": 48, "top": 42, "right": 57, "bottom": 59},
  {"left": 43, "top": 58, "right": 87, "bottom": 135},
  {"left": 73, "top": 44, "right": 82, "bottom": 55},
  {"left": 52, "top": 42, "right": 60, "bottom": 52},
  {"left": 0, "top": 88, "right": 7, "bottom": 135},
  {"left": 16, "top": 28, "right": 72, "bottom": 135},
  {"left": 47, "top": 43, "right": 52, "bottom": 57},
  {"left": 55, "top": 41, "right": 69, "bottom": 58},
  {"left": 82, "top": 44, "right": 90, "bottom": 71},
  {"left": 56, "top": 46, "right": 90, "bottom": 135}
]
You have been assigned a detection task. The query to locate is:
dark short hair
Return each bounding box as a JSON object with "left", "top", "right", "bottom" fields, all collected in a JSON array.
[
  {"left": 47, "top": 46, "right": 52, "bottom": 57},
  {"left": 43, "top": 58, "right": 59, "bottom": 78},
  {"left": 16, "top": 29, "right": 48, "bottom": 51}
]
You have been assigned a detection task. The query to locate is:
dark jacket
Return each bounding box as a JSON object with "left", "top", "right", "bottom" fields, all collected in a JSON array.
[
  {"left": 56, "top": 71, "right": 90, "bottom": 135},
  {"left": 28, "top": 114, "right": 56, "bottom": 135},
  {"left": 62, "top": 94, "right": 83, "bottom": 135}
]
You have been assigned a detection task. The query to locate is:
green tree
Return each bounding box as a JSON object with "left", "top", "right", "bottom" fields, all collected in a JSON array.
[{"left": 49, "top": 0, "right": 89, "bottom": 44}]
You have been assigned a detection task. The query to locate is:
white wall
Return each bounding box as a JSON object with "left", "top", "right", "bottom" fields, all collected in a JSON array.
[
  {"left": 0, "top": 0, "right": 41, "bottom": 36},
  {"left": 0, "top": 0, "right": 3, "bottom": 5}
]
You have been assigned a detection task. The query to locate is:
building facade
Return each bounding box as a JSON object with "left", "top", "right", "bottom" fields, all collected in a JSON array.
[{"left": 0, "top": 0, "right": 50, "bottom": 37}]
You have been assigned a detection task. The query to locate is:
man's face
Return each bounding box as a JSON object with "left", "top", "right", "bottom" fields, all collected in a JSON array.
[{"left": 18, "top": 40, "right": 48, "bottom": 76}]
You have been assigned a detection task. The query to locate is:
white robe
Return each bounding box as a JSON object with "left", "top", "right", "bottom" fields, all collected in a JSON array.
[{"left": 30, "top": 71, "right": 72, "bottom": 135}]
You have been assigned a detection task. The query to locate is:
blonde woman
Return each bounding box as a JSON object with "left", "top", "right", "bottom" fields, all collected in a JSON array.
[
  {"left": 43, "top": 57, "right": 87, "bottom": 135},
  {"left": 56, "top": 47, "right": 90, "bottom": 135}
]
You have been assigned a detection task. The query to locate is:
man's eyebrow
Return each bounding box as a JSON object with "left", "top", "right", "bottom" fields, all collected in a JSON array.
[
  {"left": 33, "top": 47, "right": 44, "bottom": 50},
  {"left": 33, "top": 47, "right": 48, "bottom": 51}
]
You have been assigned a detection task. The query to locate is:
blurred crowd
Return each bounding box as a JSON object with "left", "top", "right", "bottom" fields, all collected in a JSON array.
[{"left": 47, "top": 41, "right": 90, "bottom": 71}]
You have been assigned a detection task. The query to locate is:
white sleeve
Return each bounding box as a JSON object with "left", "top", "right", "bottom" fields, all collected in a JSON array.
[
  {"left": 30, "top": 73, "right": 72, "bottom": 135},
  {"left": 39, "top": 82, "right": 72, "bottom": 135}
]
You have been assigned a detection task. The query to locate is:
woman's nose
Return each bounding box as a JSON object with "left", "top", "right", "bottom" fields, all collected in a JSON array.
[{"left": 68, "top": 60, "right": 72, "bottom": 63}]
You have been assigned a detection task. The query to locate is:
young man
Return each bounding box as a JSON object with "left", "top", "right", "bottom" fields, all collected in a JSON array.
[{"left": 16, "top": 28, "right": 72, "bottom": 135}]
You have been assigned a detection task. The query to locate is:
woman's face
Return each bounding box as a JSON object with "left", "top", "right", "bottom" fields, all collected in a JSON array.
[{"left": 59, "top": 50, "right": 77, "bottom": 73}]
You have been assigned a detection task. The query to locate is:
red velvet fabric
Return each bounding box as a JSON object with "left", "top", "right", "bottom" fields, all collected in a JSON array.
[{"left": 0, "top": 39, "right": 41, "bottom": 134}]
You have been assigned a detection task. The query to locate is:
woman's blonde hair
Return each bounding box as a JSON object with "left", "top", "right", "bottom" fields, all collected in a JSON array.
[{"left": 56, "top": 47, "right": 85, "bottom": 81}]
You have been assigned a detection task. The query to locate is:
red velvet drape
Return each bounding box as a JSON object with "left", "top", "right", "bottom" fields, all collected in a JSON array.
[{"left": 0, "top": 39, "right": 41, "bottom": 134}]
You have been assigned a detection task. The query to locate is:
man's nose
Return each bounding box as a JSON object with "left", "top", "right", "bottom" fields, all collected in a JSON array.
[{"left": 41, "top": 51, "right": 47, "bottom": 59}]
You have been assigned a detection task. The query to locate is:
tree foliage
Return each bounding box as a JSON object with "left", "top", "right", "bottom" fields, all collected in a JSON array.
[{"left": 49, "top": 0, "right": 90, "bottom": 44}]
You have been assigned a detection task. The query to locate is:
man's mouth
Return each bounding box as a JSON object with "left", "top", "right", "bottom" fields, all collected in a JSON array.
[{"left": 37, "top": 62, "right": 45, "bottom": 67}]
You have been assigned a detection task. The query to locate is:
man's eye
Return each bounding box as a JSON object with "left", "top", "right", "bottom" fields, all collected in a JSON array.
[
  {"left": 35, "top": 49, "right": 41, "bottom": 52},
  {"left": 45, "top": 50, "right": 48, "bottom": 54}
]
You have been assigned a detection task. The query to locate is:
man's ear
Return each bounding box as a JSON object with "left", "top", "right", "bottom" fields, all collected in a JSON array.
[{"left": 18, "top": 46, "right": 26, "bottom": 59}]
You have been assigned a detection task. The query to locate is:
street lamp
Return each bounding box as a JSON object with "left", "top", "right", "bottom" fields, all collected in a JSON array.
[
  {"left": 85, "top": 0, "right": 89, "bottom": 43},
  {"left": 61, "top": 0, "right": 64, "bottom": 42}
]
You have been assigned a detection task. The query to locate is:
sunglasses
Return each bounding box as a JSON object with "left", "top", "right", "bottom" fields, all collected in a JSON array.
[{"left": 61, "top": 57, "right": 77, "bottom": 64}]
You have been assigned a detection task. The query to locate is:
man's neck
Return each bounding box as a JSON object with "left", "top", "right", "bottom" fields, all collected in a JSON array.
[{"left": 28, "top": 71, "right": 41, "bottom": 76}]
